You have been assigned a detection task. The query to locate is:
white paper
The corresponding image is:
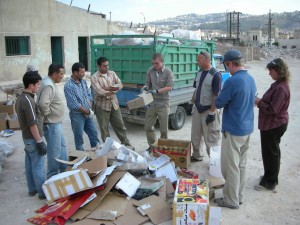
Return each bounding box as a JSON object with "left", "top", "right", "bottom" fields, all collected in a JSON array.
[
  {"left": 115, "top": 173, "right": 141, "bottom": 197},
  {"left": 93, "top": 165, "right": 116, "bottom": 187},
  {"left": 150, "top": 154, "right": 170, "bottom": 169},
  {"left": 155, "top": 162, "right": 178, "bottom": 183},
  {"left": 80, "top": 193, "right": 97, "bottom": 208},
  {"left": 72, "top": 156, "right": 88, "bottom": 169}
]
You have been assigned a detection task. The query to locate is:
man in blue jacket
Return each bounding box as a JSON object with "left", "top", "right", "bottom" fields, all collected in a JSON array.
[{"left": 214, "top": 50, "right": 257, "bottom": 209}]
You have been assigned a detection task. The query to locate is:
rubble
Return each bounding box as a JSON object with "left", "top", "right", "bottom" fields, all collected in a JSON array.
[{"left": 260, "top": 46, "right": 300, "bottom": 60}]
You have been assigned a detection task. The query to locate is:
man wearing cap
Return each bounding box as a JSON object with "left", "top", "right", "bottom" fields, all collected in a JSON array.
[
  {"left": 191, "top": 51, "right": 222, "bottom": 161},
  {"left": 214, "top": 49, "right": 257, "bottom": 209}
]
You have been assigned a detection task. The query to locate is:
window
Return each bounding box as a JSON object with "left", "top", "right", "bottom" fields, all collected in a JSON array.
[
  {"left": 282, "top": 46, "right": 287, "bottom": 49},
  {"left": 291, "top": 45, "right": 296, "bottom": 49},
  {"left": 5, "top": 36, "right": 30, "bottom": 56},
  {"left": 253, "top": 35, "right": 258, "bottom": 41}
]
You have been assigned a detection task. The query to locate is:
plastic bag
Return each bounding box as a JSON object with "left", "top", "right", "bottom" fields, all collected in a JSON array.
[
  {"left": 0, "top": 141, "right": 15, "bottom": 157},
  {"left": 111, "top": 31, "right": 144, "bottom": 46}
]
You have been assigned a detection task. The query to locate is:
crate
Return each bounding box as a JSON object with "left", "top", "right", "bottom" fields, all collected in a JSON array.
[{"left": 90, "top": 35, "right": 215, "bottom": 90}]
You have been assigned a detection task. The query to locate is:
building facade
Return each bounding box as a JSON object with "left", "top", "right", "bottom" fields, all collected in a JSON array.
[{"left": 0, "top": 0, "right": 123, "bottom": 81}]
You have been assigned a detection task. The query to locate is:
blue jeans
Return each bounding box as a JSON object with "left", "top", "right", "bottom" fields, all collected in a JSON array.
[
  {"left": 23, "top": 138, "right": 45, "bottom": 197},
  {"left": 43, "top": 123, "right": 67, "bottom": 178},
  {"left": 69, "top": 112, "right": 100, "bottom": 151}
]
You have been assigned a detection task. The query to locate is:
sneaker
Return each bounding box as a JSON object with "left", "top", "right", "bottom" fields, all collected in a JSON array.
[
  {"left": 214, "top": 198, "right": 239, "bottom": 209},
  {"left": 254, "top": 184, "right": 277, "bottom": 193},
  {"left": 191, "top": 156, "right": 203, "bottom": 162},
  {"left": 28, "top": 191, "right": 37, "bottom": 197},
  {"left": 38, "top": 195, "right": 46, "bottom": 200}
]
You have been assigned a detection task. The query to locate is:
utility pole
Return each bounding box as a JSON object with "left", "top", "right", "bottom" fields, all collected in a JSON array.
[
  {"left": 266, "top": 9, "right": 274, "bottom": 46},
  {"left": 226, "top": 11, "right": 242, "bottom": 44}
]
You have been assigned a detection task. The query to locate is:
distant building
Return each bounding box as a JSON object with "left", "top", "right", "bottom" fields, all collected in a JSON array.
[
  {"left": 262, "top": 27, "right": 279, "bottom": 39},
  {"left": 244, "top": 28, "right": 263, "bottom": 47},
  {"left": 293, "top": 29, "right": 300, "bottom": 39},
  {"left": 277, "top": 39, "right": 300, "bottom": 49},
  {"left": 0, "top": 0, "right": 124, "bottom": 81},
  {"left": 278, "top": 33, "right": 290, "bottom": 39}
]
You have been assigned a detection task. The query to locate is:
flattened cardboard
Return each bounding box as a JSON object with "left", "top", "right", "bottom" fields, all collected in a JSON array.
[
  {"left": 78, "top": 156, "right": 108, "bottom": 176},
  {"left": 207, "top": 176, "right": 225, "bottom": 189},
  {"left": 209, "top": 206, "right": 222, "bottom": 225},
  {"left": 134, "top": 195, "right": 172, "bottom": 225},
  {"left": 115, "top": 173, "right": 141, "bottom": 198},
  {"left": 87, "top": 193, "right": 127, "bottom": 220},
  {"left": 70, "top": 171, "right": 126, "bottom": 221},
  {"left": 113, "top": 199, "right": 149, "bottom": 225},
  {"left": 72, "top": 218, "right": 115, "bottom": 225},
  {"left": 7, "top": 116, "right": 20, "bottom": 130},
  {"left": 68, "top": 149, "right": 97, "bottom": 161}
]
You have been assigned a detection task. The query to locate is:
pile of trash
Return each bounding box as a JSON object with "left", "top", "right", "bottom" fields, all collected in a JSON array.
[
  {"left": 27, "top": 137, "right": 222, "bottom": 225},
  {"left": 0, "top": 141, "right": 15, "bottom": 175},
  {"left": 260, "top": 46, "right": 300, "bottom": 60}
]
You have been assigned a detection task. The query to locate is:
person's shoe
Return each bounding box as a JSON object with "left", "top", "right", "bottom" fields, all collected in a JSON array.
[
  {"left": 28, "top": 191, "right": 37, "bottom": 197},
  {"left": 38, "top": 195, "right": 46, "bottom": 200},
  {"left": 146, "top": 147, "right": 152, "bottom": 154},
  {"left": 254, "top": 184, "right": 277, "bottom": 193},
  {"left": 214, "top": 198, "right": 239, "bottom": 209},
  {"left": 191, "top": 156, "right": 203, "bottom": 162},
  {"left": 239, "top": 201, "right": 243, "bottom": 205}
]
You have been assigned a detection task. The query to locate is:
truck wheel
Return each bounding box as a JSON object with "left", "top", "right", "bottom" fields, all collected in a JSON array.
[{"left": 169, "top": 106, "right": 186, "bottom": 130}]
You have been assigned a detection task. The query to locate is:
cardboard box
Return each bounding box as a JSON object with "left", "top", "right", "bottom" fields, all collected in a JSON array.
[
  {"left": 7, "top": 116, "right": 20, "bottom": 130},
  {"left": 153, "top": 138, "right": 191, "bottom": 168},
  {"left": 0, "top": 101, "right": 15, "bottom": 115},
  {"left": 0, "top": 113, "right": 9, "bottom": 131},
  {"left": 127, "top": 93, "right": 153, "bottom": 110},
  {"left": 42, "top": 169, "right": 94, "bottom": 203},
  {"left": 173, "top": 178, "right": 209, "bottom": 225}
]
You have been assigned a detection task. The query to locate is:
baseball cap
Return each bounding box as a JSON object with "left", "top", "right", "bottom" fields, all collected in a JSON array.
[{"left": 222, "top": 49, "right": 243, "bottom": 63}]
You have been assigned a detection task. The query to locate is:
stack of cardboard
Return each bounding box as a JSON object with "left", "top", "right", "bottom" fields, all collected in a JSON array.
[{"left": 0, "top": 101, "right": 20, "bottom": 130}]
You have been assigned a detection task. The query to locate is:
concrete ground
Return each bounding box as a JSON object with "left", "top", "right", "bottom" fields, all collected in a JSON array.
[{"left": 0, "top": 60, "right": 299, "bottom": 225}]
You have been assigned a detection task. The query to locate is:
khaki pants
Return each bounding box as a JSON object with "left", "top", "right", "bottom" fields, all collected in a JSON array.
[
  {"left": 221, "top": 132, "right": 250, "bottom": 207},
  {"left": 95, "top": 105, "right": 130, "bottom": 144},
  {"left": 145, "top": 105, "right": 170, "bottom": 146},
  {"left": 191, "top": 109, "right": 220, "bottom": 158}
]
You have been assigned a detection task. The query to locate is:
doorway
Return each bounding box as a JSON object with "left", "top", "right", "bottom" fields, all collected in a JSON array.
[
  {"left": 78, "top": 37, "right": 88, "bottom": 70},
  {"left": 51, "top": 37, "right": 64, "bottom": 65}
]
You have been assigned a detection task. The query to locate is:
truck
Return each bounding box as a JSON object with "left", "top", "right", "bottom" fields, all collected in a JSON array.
[{"left": 90, "top": 34, "right": 228, "bottom": 130}]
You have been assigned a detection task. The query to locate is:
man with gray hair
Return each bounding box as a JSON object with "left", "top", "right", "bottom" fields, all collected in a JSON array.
[
  {"left": 142, "top": 53, "right": 174, "bottom": 150},
  {"left": 214, "top": 49, "right": 257, "bottom": 209},
  {"left": 191, "top": 51, "right": 222, "bottom": 162}
]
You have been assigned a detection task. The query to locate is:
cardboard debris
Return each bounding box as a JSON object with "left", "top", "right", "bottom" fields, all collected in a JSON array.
[
  {"left": 207, "top": 176, "right": 225, "bottom": 189},
  {"left": 42, "top": 169, "right": 94, "bottom": 203},
  {"left": 155, "top": 161, "right": 178, "bottom": 183},
  {"left": 134, "top": 195, "right": 172, "bottom": 225},
  {"left": 0, "top": 101, "right": 15, "bottom": 115},
  {"left": 7, "top": 115, "right": 20, "bottom": 130},
  {"left": 115, "top": 172, "right": 141, "bottom": 198},
  {"left": 127, "top": 93, "right": 153, "bottom": 110},
  {"left": 87, "top": 192, "right": 127, "bottom": 220},
  {"left": 78, "top": 156, "right": 108, "bottom": 176},
  {"left": 208, "top": 206, "right": 222, "bottom": 225},
  {"left": 153, "top": 138, "right": 191, "bottom": 168},
  {"left": 72, "top": 218, "right": 115, "bottom": 225}
]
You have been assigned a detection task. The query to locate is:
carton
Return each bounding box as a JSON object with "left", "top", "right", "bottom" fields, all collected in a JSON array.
[
  {"left": 0, "top": 113, "right": 9, "bottom": 131},
  {"left": 153, "top": 138, "right": 191, "bottom": 168},
  {"left": 42, "top": 169, "right": 94, "bottom": 203},
  {"left": 173, "top": 178, "right": 209, "bottom": 225},
  {"left": 127, "top": 93, "right": 153, "bottom": 110},
  {"left": 0, "top": 101, "right": 15, "bottom": 115},
  {"left": 7, "top": 116, "right": 20, "bottom": 130}
]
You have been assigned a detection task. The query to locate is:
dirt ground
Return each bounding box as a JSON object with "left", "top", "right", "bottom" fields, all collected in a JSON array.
[{"left": 0, "top": 60, "right": 299, "bottom": 225}]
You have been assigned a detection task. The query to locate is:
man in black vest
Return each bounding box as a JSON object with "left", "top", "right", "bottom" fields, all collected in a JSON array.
[{"left": 191, "top": 51, "right": 222, "bottom": 161}]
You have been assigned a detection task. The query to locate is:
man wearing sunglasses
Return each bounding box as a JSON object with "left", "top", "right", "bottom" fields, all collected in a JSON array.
[
  {"left": 191, "top": 51, "right": 222, "bottom": 162},
  {"left": 141, "top": 53, "right": 174, "bottom": 150},
  {"left": 214, "top": 49, "right": 257, "bottom": 209}
]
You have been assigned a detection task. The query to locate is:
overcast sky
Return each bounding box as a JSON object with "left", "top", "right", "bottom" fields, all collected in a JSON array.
[{"left": 57, "top": 0, "right": 299, "bottom": 23}]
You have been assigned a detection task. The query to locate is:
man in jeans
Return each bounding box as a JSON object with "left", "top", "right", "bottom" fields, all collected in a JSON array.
[
  {"left": 142, "top": 53, "right": 174, "bottom": 150},
  {"left": 214, "top": 50, "right": 257, "bottom": 209},
  {"left": 16, "top": 71, "right": 47, "bottom": 199},
  {"left": 91, "top": 57, "right": 133, "bottom": 148},
  {"left": 38, "top": 64, "right": 67, "bottom": 178},
  {"left": 191, "top": 51, "right": 221, "bottom": 161},
  {"left": 64, "top": 62, "right": 100, "bottom": 150}
]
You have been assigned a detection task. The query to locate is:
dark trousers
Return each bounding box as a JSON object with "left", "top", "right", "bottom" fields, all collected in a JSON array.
[{"left": 260, "top": 124, "right": 288, "bottom": 189}]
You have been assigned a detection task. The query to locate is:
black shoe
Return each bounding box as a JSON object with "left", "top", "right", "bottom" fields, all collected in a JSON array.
[
  {"left": 214, "top": 198, "right": 239, "bottom": 209},
  {"left": 191, "top": 156, "right": 203, "bottom": 162},
  {"left": 28, "top": 191, "right": 37, "bottom": 197},
  {"left": 146, "top": 147, "right": 152, "bottom": 154},
  {"left": 38, "top": 195, "right": 46, "bottom": 200}
]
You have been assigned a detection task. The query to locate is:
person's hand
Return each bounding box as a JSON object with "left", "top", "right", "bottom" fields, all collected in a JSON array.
[
  {"left": 149, "top": 90, "right": 158, "bottom": 95},
  {"left": 106, "top": 92, "right": 114, "bottom": 96},
  {"left": 255, "top": 97, "right": 261, "bottom": 105},
  {"left": 141, "top": 86, "right": 149, "bottom": 92},
  {"left": 110, "top": 87, "right": 119, "bottom": 92},
  {"left": 36, "top": 141, "right": 47, "bottom": 156},
  {"left": 88, "top": 109, "right": 94, "bottom": 118},
  {"left": 206, "top": 112, "right": 215, "bottom": 125}
]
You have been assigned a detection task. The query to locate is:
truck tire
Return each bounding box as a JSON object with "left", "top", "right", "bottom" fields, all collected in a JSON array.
[{"left": 169, "top": 106, "right": 186, "bottom": 130}]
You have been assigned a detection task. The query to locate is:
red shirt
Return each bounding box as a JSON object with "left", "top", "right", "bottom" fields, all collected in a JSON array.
[{"left": 257, "top": 81, "right": 290, "bottom": 131}]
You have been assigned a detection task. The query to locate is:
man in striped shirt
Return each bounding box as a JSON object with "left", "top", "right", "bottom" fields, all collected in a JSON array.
[
  {"left": 64, "top": 63, "right": 100, "bottom": 150},
  {"left": 15, "top": 71, "right": 47, "bottom": 199},
  {"left": 91, "top": 57, "right": 133, "bottom": 148}
]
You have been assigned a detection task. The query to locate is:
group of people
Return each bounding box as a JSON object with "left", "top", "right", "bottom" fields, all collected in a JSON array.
[
  {"left": 191, "top": 49, "right": 290, "bottom": 209},
  {"left": 16, "top": 49, "right": 290, "bottom": 208}
]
